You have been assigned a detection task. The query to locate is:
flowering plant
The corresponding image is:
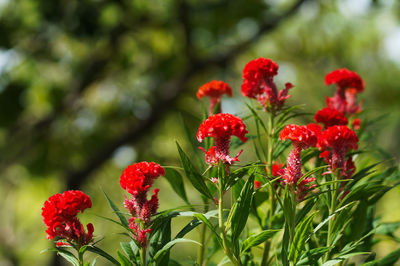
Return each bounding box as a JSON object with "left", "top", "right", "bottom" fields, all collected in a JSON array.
[{"left": 41, "top": 58, "right": 400, "bottom": 266}]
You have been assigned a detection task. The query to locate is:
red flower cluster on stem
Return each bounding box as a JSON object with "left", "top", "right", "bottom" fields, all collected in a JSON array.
[
  {"left": 120, "top": 161, "right": 165, "bottom": 247},
  {"left": 325, "top": 68, "right": 364, "bottom": 114},
  {"left": 197, "top": 113, "right": 248, "bottom": 165},
  {"left": 279, "top": 124, "right": 318, "bottom": 200},
  {"left": 241, "top": 58, "right": 293, "bottom": 112},
  {"left": 314, "top": 107, "right": 348, "bottom": 129},
  {"left": 42, "top": 190, "right": 94, "bottom": 246},
  {"left": 197, "top": 80, "right": 232, "bottom": 115}
]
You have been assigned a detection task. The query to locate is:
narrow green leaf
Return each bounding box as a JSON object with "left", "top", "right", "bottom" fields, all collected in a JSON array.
[
  {"left": 164, "top": 168, "right": 188, "bottom": 203},
  {"left": 117, "top": 251, "right": 133, "bottom": 266},
  {"left": 103, "top": 190, "right": 129, "bottom": 228},
  {"left": 231, "top": 173, "right": 255, "bottom": 242},
  {"left": 56, "top": 249, "right": 79, "bottom": 266},
  {"left": 176, "top": 142, "right": 213, "bottom": 200},
  {"left": 361, "top": 248, "right": 400, "bottom": 265},
  {"left": 296, "top": 198, "right": 316, "bottom": 224},
  {"left": 297, "top": 247, "right": 331, "bottom": 265},
  {"left": 174, "top": 218, "right": 202, "bottom": 239},
  {"left": 86, "top": 246, "right": 120, "bottom": 266},
  {"left": 240, "top": 229, "right": 279, "bottom": 253},
  {"left": 246, "top": 104, "right": 267, "bottom": 132},
  {"left": 120, "top": 242, "right": 137, "bottom": 262},
  {"left": 194, "top": 213, "right": 223, "bottom": 247},
  {"left": 289, "top": 213, "right": 316, "bottom": 263},
  {"left": 152, "top": 238, "right": 201, "bottom": 263}
]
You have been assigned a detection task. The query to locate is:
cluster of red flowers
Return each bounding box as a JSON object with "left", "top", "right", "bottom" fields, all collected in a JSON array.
[
  {"left": 196, "top": 80, "right": 232, "bottom": 115},
  {"left": 325, "top": 68, "right": 364, "bottom": 114},
  {"left": 241, "top": 58, "right": 293, "bottom": 112},
  {"left": 197, "top": 113, "right": 248, "bottom": 165},
  {"left": 120, "top": 161, "right": 165, "bottom": 247},
  {"left": 42, "top": 190, "right": 94, "bottom": 246}
]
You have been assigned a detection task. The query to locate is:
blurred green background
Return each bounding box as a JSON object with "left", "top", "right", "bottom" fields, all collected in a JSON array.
[{"left": 1, "top": 0, "right": 400, "bottom": 265}]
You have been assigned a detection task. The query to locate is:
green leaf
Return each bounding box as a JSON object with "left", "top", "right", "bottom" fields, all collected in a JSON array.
[
  {"left": 297, "top": 247, "right": 331, "bottom": 265},
  {"left": 149, "top": 218, "right": 171, "bottom": 264},
  {"left": 176, "top": 142, "right": 213, "bottom": 200},
  {"left": 361, "top": 248, "right": 400, "bottom": 265},
  {"left": 103, "top": 190, "right": 129, "bottom": 228},
  {"left": 194, "top": 213, "right": 223, "bottom": 247},
  {"left": 375, "top": 222, "right": 400, "bottom": 235},
  {"left": 230, "top": 173, "right": 255, "bottom": 243},
  {"left": 174, "top": 218, "right": 202, "bottom": 239},
  {"left": 289, "top": 213, "right": 316, "bottom": 264},
  {"left": 117, "top": 251, "right": 133, "bottom": 266},
  {"left": 86, "top": 246, "right": 120, "bottom": 266},
  {"left": 240, "top": 229, "right": 279, "bottom": 253},
  {"left": 246, "top": 104, "right": 267, "bottom": 132},
  {"left": 57, "top": 249, "right": 79, "bottom": 266},
  {"left": 120, "top": 241, "right": 137, "bottom": 263},
  {"left": 296, "top": 198, "right": 316, "bottom": 224},
  {"left": 164, "top": 168, "right": 188, "bottom": 203},
  {"left": 152, "top": 238, "right": 201, "bottom": 263}
]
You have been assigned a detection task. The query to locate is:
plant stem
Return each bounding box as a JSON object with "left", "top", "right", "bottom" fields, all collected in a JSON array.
[
  {"left": 218, "top": 182, "right": 241, "bottom": 266},
  {"left": 78, "top": 246, "right": 84, "bottom": 266},
  {"left": 140, "top": 245, "right": 147, "bottom": 266},
  {"left": 261, "top": 114, "right": 275, "bottom": 266},
  {"left": 324, "top": 171, "right": 339, "bottom": 262},
  {"left": 197, "top": 198, "right": 209, "bottom": 266}
]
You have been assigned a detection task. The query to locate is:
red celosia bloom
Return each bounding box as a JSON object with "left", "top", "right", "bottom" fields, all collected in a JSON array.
[
  {"left": 314, "top": 107, "right": 348, "bottom": 129},
  {"left": 197, "top": 80, "right": 232, "bottom": 115},
  {"left": 254, "top": 181, "right": 262, "bottom": 190},
  {"left": 121, "top": 162, "right": 165, "bottom": 223},
  {"left": 279, "top": 124, "right": 318, "bottom": 200},
  {"left": 241, "top": 58, "right": 293, "bottom": 112},
  {"left": 352, "top": 118, "right": 361, "bottom": 130},
  {"left": 341, "top": 157, "right": 356, "bottom": 179},
  {"left": 317, "top": 125, "right": 358, "bottom": 170},
  {"left": 197, "top": 113, "right": 248, "bottom": 165},
  {"left": 271, "top": 161, "right": 285, "bottom": 177},
  {"left": 325, "top": 68, "right": 364, "bottom": 114},
  {"left": 129, "top": 218, "right": 152, "bottom": 247},
  {"left": 42, "top": 190, "right": 94, "bottom": 246},
  {"left": 325, "top": 68, "right": 364, "bottom": 93},
  {"left": 306, "top": 123, "right": 322, "bottom": 140}
]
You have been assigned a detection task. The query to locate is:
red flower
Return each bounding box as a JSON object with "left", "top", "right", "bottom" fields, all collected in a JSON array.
[
  {"left": 306, "top": 123, "right": 322, "bottom": 139},
  {"left": 241, "top": 58, "right": 293, "bottom": 112},
  {"left": 197, "top": 113, "right": 248, "bottom": 165},
  {"left": 121, "top": 162, "right": 164, "bottom": 223},
  {"left": 325, "top": 68, "right": 364, "bottom": 114},
  {"left": 197, "top": 81, "right": 232, "bottom": 115},
  {"left": 278, "top": 125, "right": 318, "bottom": 200},
  {"left": 254, "top": 181, "right": 262, "bottom": 189},
  {"left": 129, "top": 218, "right": 152, "bottom": 247},
  {"left": 271, "top": 161, "right": 285, "bottom": 177},
  {"left": 325, "top": 68, "right": 364, "bottom": 92},
  {"left": 120, "top": 162, "right": 165, "bottom": 196},
  {"left": 314, "top": 107, "right": 348, "bottom": 129},
  {"left": 279, "top": 124, "right": 317, "bottom": 149},
  {"left": 42, "top": 190, "right": 94, "bottom": 246},
  {"left": 352, "top": 118, "right": 361, "bottom": 130},
  {"left": 317, "top": 125, "right": 358, "bottom": 170}
]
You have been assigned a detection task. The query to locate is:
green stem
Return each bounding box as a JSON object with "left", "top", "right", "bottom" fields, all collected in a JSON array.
[
  {"left": 140, "top": 245, "right": 147, "bottom": 266},
  {"left": 218, "top": 183, "right": 241, "bottom": 266},
  {"left": 261, "top": 114, "right": 275, "bottom": 266},
  {"left": 78, "top": 251, "right": 84, "bottom": 266},
  {"left": 324, "top": 171, "right": 339, "bottom": 262},
  {"left": 197, "top": 198, "right": 209, "bottom": 266}
]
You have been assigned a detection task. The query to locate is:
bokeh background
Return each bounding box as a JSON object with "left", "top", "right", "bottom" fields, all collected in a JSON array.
[{"left": 1, "top": 0, "right": 400, "bottom": 265}]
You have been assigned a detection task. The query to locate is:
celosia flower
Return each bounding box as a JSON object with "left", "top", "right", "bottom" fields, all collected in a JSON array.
[
  {"left": 317, "top": 125, "right": 358, "bottom": 170},
  {"left": 197, "top": 113, "right": 248, "bottom": 165},
  {"left": 314, "top": 107, "right": 348, "bottom": 129},
  {"left": 352, "top": 118, "right": 361, "bottom": 130},
  {"left": 241, "top": 58, "right": 293, "bottom": 112},
  {"left": 306, "top": 123, "right": 322, "bottom": 140},
  {"left": 325, "top": 68, "right": 364, "bottom": 114},
  {"left": 121, "top": 162, "right": 165, "bottom": 223},
  {"left": 279, "top": 124, "right": 318, "bottom": 200},
  {"left": 42, "top": 190, "right": 94, "bottom": 246},
  {"left": 129, "top": 218, "right": 152, "bottom": 247},
  {"left": 197, "top": 80, "right": 232, "bottom": 115},
  {"left": 254, "top": 181, "right": 262, "bottom": 190}
]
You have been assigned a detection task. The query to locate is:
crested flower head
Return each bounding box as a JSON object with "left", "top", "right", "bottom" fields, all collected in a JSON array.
[
  {"left": 314, "top": 107, "right": 348, "bottom": 129},
  {"left": 42, "top": 190, "right": 94, "bottom": 245},
  {"left": 197, "top": 113, "right": 248, "bottom": 143},
  {"left": 241, "top": 58, "right": 293, "bottom": 112},
  {"left": 196, "top": 80, "right": 232, "bottom": 99},
  {"left": 120, "top": 162, "right": 165, "bottom": 196},
  {"left": 279, "top": 124, "right": 317, "bottom": 149},
  {"left": 317, "top": 125, "right": 358, "bottom": 169},
  {"left": 325, "top": 68, "right": 364, "bottom": 93},
  {"left": 197, "top": 113, "right": 247, "bottom": 165},
  {"left": 317, "top": 125, "right": 358, "bottom": 152}
]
